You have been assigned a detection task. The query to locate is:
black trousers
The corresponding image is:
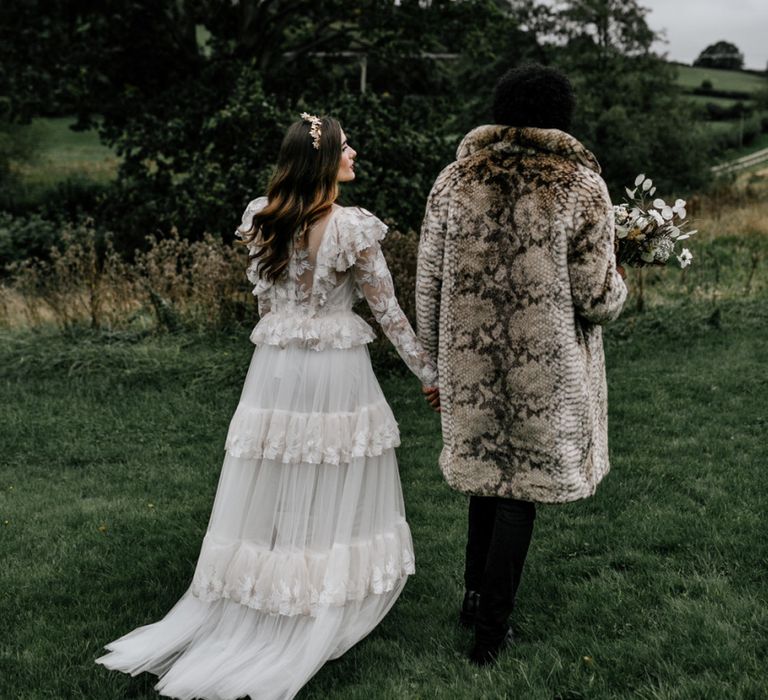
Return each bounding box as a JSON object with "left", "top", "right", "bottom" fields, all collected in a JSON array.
[{"left": 464, "top": 495, "right": 536, "bottom": 643}]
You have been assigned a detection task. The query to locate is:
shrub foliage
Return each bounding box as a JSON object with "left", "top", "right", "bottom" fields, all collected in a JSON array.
[{"left": 0, "top": 0, "right": 723, "bottom": 278}]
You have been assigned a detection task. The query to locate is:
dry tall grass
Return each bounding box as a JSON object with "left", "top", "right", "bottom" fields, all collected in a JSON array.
[
  {"left": 2, "top": 177, "right": 766, "bottom": 333},
  {"left": 1, "top": 221, "right": 252, "bottom": 332},
  {"left": 629, "top": 177, "right": 768, "bottom": 310},
  {"left": 0, "top": 219, "right": 421, "bottom": 334}
]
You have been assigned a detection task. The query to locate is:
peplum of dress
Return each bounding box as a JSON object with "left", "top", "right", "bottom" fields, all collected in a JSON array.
[{"left": 96, "top": 199, "right": 438, "bottom": 700}]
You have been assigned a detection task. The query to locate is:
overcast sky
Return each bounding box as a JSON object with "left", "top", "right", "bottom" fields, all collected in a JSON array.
[{"left": 640, "top": 0, "right": 768, "bottom": 70}]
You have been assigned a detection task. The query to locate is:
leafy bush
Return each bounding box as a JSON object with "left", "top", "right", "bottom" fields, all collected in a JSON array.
[
  {"left": 559, "top": 50, "right": 715, "bottom": 197},
  {"left": 743, "top": 119, "right": 762, "bottom": 146},
  {"left": 0, "top": 212, "right": 61, "bottom": 273},
  {"left": 40, "top": 176, "right": 111, "bottom": 221},
  {"left": 326, "top": 92, "right": 454, "bottom": 230},
  {"left": 580, "top": 99, "right": 713, "bottom": 196},
  {"left": 97, "top": 61, "right": 288, "bottom": 254},
  {"left": 703, "top": 101, "right": 752, "bottom": 121},
  {"left": 0, "top": 174, "right": 113, "bottom": 273},
  {"left": 94, "top": 79, "right": 455, "bottom": 253},
  {"left": 0, "top": 110, "right": 40, "bottom": 205},
  {"left": 710, "top": 118, "right": 762, "bottom": 152}
]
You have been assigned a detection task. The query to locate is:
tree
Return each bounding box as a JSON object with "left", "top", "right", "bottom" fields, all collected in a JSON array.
[
  {"left": 0, "top": 0, "right": 507, "bottom": 248},
  {"left": 542, "top": 0, "right": 713, "bottom": 195},
  {"left": 554, "top": 0, "right": 656, "bottom": 60},
  {"left": 0, "top": 0, "right": 716, "bottom": 248},
  {"left": 694, "top": 41, "right": 744, "bottom": 70}
]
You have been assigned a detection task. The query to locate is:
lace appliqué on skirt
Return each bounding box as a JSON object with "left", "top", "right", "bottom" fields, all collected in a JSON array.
[
  {"left": 190, "top": 520, "right": 415, "bottom": 617},
  {"left": 225, "top": 401, "right": 400, "bottom": 465}
]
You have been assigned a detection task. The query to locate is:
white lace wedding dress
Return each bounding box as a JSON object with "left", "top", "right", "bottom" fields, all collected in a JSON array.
[{"left": 96, "top": 199, "right": 437, "bottom": 700}]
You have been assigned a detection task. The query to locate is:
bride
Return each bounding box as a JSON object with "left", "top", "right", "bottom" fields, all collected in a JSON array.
[{"left": 96, "top": 112, "right": 438, "bottom": 699}]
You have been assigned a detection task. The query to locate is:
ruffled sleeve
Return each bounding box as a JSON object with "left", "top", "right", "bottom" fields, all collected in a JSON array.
[
  {"left": 313, "top": 207, "right": 387, "bottom": 308},
  {"left": 236, "top": 196, "right": 269, "bottom": 241},
  {"left": 327, "top": 207, "right": 389, "bottom": 272},
  {"left": 236, "top": 196, "right": 272, "bottom": 307},
  {"left": 326, "top": 208, "right": 437, "bottom": 386}
]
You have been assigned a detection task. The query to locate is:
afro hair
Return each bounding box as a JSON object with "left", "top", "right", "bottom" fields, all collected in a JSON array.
[{"left": 492, "top": 64, "right": 575, "bottom": 132}]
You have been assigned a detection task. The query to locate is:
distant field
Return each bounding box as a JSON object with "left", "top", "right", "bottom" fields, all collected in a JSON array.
[
  {"left": 674, "top": 64, "right": 767, "bottom": 94},
  {"left": 685, "top": 94, "right": 754, "bottom": 109},
  {"left": 13, "top": 117, "right": 118, "bottom": 187},
  {"left": 671, "top": 64, "right": 767, "bottom": 163}
]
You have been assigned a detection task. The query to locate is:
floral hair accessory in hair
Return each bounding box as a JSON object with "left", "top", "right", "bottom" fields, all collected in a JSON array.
[{"left": 300, "top": 112, "right": 322, "bottom": 150}]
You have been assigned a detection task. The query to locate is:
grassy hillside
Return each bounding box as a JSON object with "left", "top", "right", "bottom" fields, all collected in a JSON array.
[
  {"left": 673, "top": 64, "right": 768, "bottom": 162},
  {"left": 674, "top": 64, "right": 767, "bottom": 94}
]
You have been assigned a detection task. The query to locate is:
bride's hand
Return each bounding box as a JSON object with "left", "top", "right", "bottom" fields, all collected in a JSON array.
[{"left": 422, "top": 386, "right": 441, "bottom": 412}]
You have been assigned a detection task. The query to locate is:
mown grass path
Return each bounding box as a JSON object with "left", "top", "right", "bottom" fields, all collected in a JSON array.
[{"left": 1, "top": 302, "right": 766, "bottom": 699}]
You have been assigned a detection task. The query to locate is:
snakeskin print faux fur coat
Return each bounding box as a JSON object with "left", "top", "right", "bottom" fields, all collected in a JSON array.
[{"left": 416, "top": 125, "right": 627, "bottom": 504}]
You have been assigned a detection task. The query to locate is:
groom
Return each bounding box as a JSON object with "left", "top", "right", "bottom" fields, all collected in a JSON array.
[{"left": 416, "top": 64, "right": 627, "bottom": 665}]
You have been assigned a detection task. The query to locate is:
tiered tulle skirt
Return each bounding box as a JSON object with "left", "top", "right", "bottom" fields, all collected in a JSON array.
[{"left": 96, "top": 341, "right": 414, "bottom": 699}]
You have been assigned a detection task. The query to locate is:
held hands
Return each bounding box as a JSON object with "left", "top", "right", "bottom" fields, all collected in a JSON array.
[{"left": 422, "top": 385, "right": 441, "bottom": 413}]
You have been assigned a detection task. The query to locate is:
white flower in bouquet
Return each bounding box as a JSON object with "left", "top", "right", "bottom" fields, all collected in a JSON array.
[
  {"left": 648, "top": 209, "right": 664, "bottom": 226},
  {"left": 614, "top": 203, "right": 630, "bottom": 224},
  {"left": 614, "top": 174, "right": 696, "bottom": 268},
  {"left": 677, "top": 248, "right": 693, "bottom": 268},
  {"left": 653, "top": 237, "right": 674, "bottom": 262}
]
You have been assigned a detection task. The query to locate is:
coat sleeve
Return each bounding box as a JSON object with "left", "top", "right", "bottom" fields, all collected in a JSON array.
[
  {"left": 416, "top": 168, "right": 451, "bottom": 371},
  {"left": 567, "top": 173, "right": 627, "bottom": 325}
]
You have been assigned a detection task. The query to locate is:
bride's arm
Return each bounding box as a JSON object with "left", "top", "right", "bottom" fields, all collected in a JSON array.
[{"left": 354, "top": 242, "right": 438, "bottom": 387}]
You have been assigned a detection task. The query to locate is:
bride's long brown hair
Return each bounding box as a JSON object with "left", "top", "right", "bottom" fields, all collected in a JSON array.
[{"left": 241, "top": 116, "right": 342, "bottom": 283}]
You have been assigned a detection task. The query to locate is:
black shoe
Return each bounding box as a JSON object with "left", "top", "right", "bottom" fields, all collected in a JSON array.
[
  {"left": 458, "top": 590, "right": 481, "bottom": 629},
  {"left": 467, "top": 626, "right": 514, "bottom": 666}
]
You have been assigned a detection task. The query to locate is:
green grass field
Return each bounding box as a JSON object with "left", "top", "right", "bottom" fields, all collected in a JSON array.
[
  {"left": 673, "top": 64, "right": 767, "bottom": 161},
  {"left": 1, "top": 284, "right": 767, "bottom": 699},
  {"left": 673, "top": 64, "right": 768, "bottom": 94},
  {"left": 13, "top": 116, "right": 118, "bottom": 188}
]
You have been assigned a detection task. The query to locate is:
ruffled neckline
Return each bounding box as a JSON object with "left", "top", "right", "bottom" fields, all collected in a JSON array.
[{"left": 238, "top": 200, "right": 388, "bottom": 307}]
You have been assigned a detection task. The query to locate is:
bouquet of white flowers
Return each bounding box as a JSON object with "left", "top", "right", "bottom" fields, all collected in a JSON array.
[{"left": 614, "top": 174, "right": 696, "bottom": 268}]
